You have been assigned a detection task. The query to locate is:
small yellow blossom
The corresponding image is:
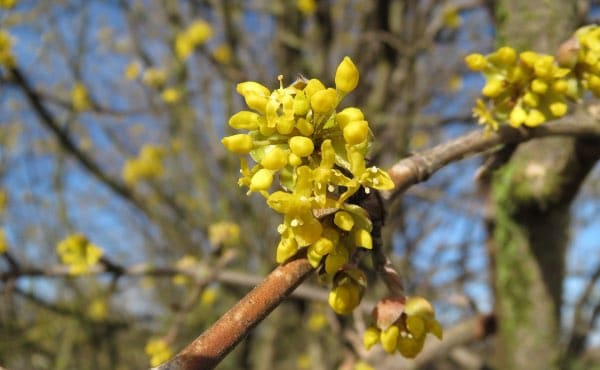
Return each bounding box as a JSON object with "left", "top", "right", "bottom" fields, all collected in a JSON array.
[
  {"left": 0, "top": 30, "right": 14, "bottom": 68},
  {"left": 145, "top": 338, "right": 172, "bottom": 367},
  {"left": 208, "top": 221, "right": 241, "bottom": 246},
  {"left": 72, "top": 82, "right": 91, "bottom": 112},
  {"left": 200, "top": 287, "right": 217, "bottom": 306},
  {"left": 175, "top": 33, "right": 194, "bottom": 61},
  {"left": 124, "top": 61, "right": 140, "bottom": 80},
  {"left": 307, "top": 312, "right": 328, "bottom": 331},
  {"left": 87, "top": 298, "right": 108, "bottom": 321},
  {"left": 186, "top": 20, "right": 213, "bottom": 45},
  {"left": 122, "top": 145, "right": 165, "bottom": 185},
  {"left": 335, "top": 56, "right": 359, "bottom": 93},
  {"left": 142, "top": 67, "right": 167, "bottom": 88},
  {"left": 212, "top": 44, "right": 232, "bottom": 64},
  {"left": 161, "top": 87, "right": 181, "bottom": 104},
  {"left": 0, "top": 228, "right": 8, "bottom": 254},
  {"left": 0, "top": 0, "right": 17, "bottom": 9},
  {"left": 172, "top": 255, "right": 198, "bottom": 285},
  {"left": 296, "top": 0, "right": 317, "bottom": 16},
  {"left": 442, "top": 6, "right": 461, "bottom": 29},
  {"left": 56, "top": 234, "right": 103, "bottom": 275}
]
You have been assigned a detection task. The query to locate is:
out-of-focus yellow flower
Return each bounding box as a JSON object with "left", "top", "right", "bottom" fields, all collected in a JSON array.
[
  {"left": 145, "top": 338, "right": 172, "bottom": 367},
  {"left": 307, "top": 311, "right": 328, "bottom": 331},
  {"left": 208, "top": 221, "right": 240, "bottom": 247},
  {"left": 122, "top": 145, "right": 165, "bottom": 185},
  {"left": 354, "top": 361, "right": 375, "bottom": 370},
  {"left": 0, "top": 0, "right": 17, "bottom": 10},
  {"left": 186, "top": 20, "right": 213, "bottom": 45},
  {"left": 0, "top": 30, "right": 14, "bottom": 68},
  {"left": 442, "top": 6, "right": 461, "bottom": 29},
  {"left": 87, "top": 298, "right": 108, "bottom": 321},
  {"left": 161, "top": 87, "right": 181, "bottom": 104},
  {"left": 212, "top": 44, "right": 232, "bottom": 64},
  {"left": 0, "top": 188, "right": 7, "bottom": 213},
  {"left": 124, "top": 61, "right": 140, "bottom": 80},
  {"left": 297, "top": 0, "right": 317, "bottom": 15},
  {"left": 364, "top": 296, "right": 443, "bottom": 358},
  {"left": 0, "top": 228, "right": 8, "bottom": 254},
  {"left": 56, "top": 234, "right": 103, "bottom": 275},
  {"left": 296, "top": 353, "right": 311, "bottom": 369},
  {"left": 200, "top": 287, "right": 217, "bottom": 306},
  {"left": 175, "top": 32, "right": 194, "bottom": 61},
  {"left": 142, "top": 67, "right": 167, "bottom": 88},
  {"left": 72, "top": 82, "right": 91, "bottom": 112},
  {"left": 172, "top": 255, "right": 198, "bottom": 285}
]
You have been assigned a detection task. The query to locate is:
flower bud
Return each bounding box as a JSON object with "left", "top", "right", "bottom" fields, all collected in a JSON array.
[
  {"left": 380, "top": 325, "right": 400, "bottom": 353},
  {"left": 289, "top": 136, "right": 314, "bottom": 157},
  {"left": 261, "top": 146, "right": 288, "bottom": 170},
  {"left": 249, "top": 168, "right": 274, "bottom": 192},
  {"left": 353, "top": 228, "right": 373, "bottom": 249},
  {"left": 311, "top": 88, "right": 337, "bottom": 114},
  {"left": 328, "top": 271, "right": 364, "bottom": 315},
  {"left": 336, "top": 107, "right": 364, "bottom": 129},
  {"left": 236, "top": 81, "right": 270, "bottom": 97},
  {"left": 549, "top": 101, "right": 567, "bottom": 117},
  {"left": 464, "top": 53, "right": 487, "bottom": 71},
  {"left": 530, "top": 79, "right": 548, "bottom": 94},
  {"left": 229, "top": 111, "right": 261, "bottom": 130},
  {"left": 293, "top": 91, "right": 310, "bottom": 116},
  {"left": 221, "top": 134, "right": 253, "bottom": 154},
  {"left": 524, "top": 109, "right": 545, "bottom": 127},
  {"left": 335, "top": 56, "right": 359, "bottom": 93},
  {"left": 303, "top": 78, "right": 326, "bottom": 98},
  {"left": 363, "top": 327, "right": 381, "bottom": 350},
  {"left": 276, "top": 237, "right": 298, "bottom": 263},
  {"left": 509, "top": 106, "right": 527, "bottom": 127},
  {"left": 295, "top": 118, "right": 314, "bottom": 136},
  {"left": 334, "top": 211, "right": 354, "bottom": 231},
  {"left": 482, "top": 79, "right": 504, "bottom": 97},
  {"left": 288, "top": 152, "right": 303, "bottom": 167},
  {"left": 343, "top": 120, "right": 369, "bottom": 145}
]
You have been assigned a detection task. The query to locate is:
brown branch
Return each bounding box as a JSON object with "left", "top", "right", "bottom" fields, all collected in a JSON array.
[
  {"left": 152, "top": 256, "right": 314, "bottom": 370},
  {"left": 386, "top": 112, "right": 600, "bottom": 196}
]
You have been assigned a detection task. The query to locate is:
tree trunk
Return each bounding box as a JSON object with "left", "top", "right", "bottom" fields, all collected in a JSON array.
[{"left": 488, "top": 2, "right": 596, "bottom": 369}]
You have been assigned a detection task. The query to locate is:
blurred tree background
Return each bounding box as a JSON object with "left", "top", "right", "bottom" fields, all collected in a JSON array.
[{"left": 1, "top": 1, "right": 599, "bottom": 369}]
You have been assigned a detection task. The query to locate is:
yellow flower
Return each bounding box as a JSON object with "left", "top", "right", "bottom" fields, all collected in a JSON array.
[
  {"left": 72, "top": 82, "right": 91, "bottom": 112},
  {"left": 161, "top": 87, "right": 181, "bottom": 104},
  {"left": 200, "top": 287, "right": 218, "bottom": 306},
  {"left": 208, "top": 221, "right": 241, "bottom": 246},
  {"left": 0, "top": 0, "right": 17, "bottom": 9},
  {"left": 307, "top": 311, "right": 328, "bottom": 331},
  {"left": 124, "top": 61, "right": 140, "bottom": 80},
  {"left": 87, "top": 298, "right": 108, "bottom": 321},
  {"left": 142, "top": 67, "right": 167, "bottom": 88},
  {"left": 0, "top": 228, "right": 8, "bottom": 254},
  {"left": 296, "top": 0, "right": 317, "bottom": 16},
  {"left": 122, "top": 145, "right": 165, "bottom": 185},
  {"left": 172, "top": 255, "right": 198, "bottom": 285},
  {"left": 187, "top": 20, "right": 213, "bottom": 45},
  {"left": 145, "top": 338, "right": 172, "bottom": 367},
  {"left": 442, "top": 6, "right": 461, "bottom": 29},
  {"left": 328, "top": 268, "right": 366, "bottom": 315},
  {"left": 0, "top": 30, "right": 14, "bottom": 68},
  {"left": 221, "top": 134, "right": 254, "bottom": 154},
  {"left": 212, "top": 44, "right": 232, "bottom": 64},
  {"left": 56, "top": 234, "right": 103, "bottom": 275},
  {"left": 175, "top": 32, "right": 194, "bottom": 61}
]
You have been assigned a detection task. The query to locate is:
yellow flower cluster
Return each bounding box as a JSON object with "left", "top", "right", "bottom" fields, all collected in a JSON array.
[
  {"left": 466, "top": 47, "right": 570, "bottom": 130},
  {"left": 175, "top": 20, "right": 213, "bottom": 61},
  {"left": 56, "top": 234, "right": 103, "bottom": 275},
  {"left": 570, "top": 25, "right": 600, "bottom": 97},
  {"left": 145, "top": 338, "right": 172, "bottom": 367},
  {"left": 222, "top": 57, "right": 394, "bottom": 313},
  {"left": 0, "top": 30, "right": 15, "bottom": 68},
  {"left": 364, "top": 296, "right": 443, "bottom": 358},
  {"left": 122, "top": 145, "right": 165, "bottom": 185},
  {"left": 208, "top": 221, "right": 240, "bottom": 247}
]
